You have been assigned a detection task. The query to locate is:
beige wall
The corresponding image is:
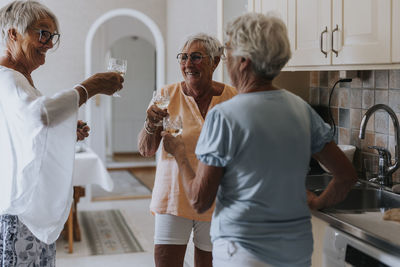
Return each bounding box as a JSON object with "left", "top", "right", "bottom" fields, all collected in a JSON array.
[
  {"left": 275, "top": 71, "right": 310, "bottom": 101},
  {"left": 166, "top": 0, "right": 218, "bottom": 84}
]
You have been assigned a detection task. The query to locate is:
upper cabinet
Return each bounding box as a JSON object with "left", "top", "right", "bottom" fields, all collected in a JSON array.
[
  {"left": 289, "top": 0, "right": 391, "bottom": 67},
  {"left": 287, "top": 0, "right": 331, "bottom": 66},
  {"left": 248, "top": 0, "right": 288, "bottom": 25},
  {"left": 393, "top": 0, "right": 400, "bottom": 63},
  {"left": 246, "top": 0, "right": 399, "bottom": 70},
  {"left": 331, "top": 0, "right": 391, "bottom": 65}
]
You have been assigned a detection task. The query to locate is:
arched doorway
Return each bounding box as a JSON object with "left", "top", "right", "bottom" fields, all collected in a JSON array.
[{"left": 84, "top": 9, "right": 165, "bottom": 163}]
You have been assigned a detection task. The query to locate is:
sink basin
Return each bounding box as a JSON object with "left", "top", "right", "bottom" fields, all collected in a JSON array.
[
  {"left": 306, "top": 175, "right": 400, "bottom": 212},
  {"left": 329, "top": 188, "right": 400, "bottom": 212},
  {"left": 306, "top": 174, "right": 332, "bottom": 191}
]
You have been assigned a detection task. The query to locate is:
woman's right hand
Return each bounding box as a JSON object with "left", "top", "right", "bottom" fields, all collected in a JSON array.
[
  {"left": 81, "top": 72, "right": 124, "bottom": 97},
  {"left": 146, "top": 104, "right": 169, "bottom": 126}
]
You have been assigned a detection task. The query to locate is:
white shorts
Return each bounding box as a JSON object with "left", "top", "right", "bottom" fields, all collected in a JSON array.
[
  {"left": 212, "top": 239, "right": 273, "bottom": 267},
  {"left": 154, "top": 213, "right": 212, "bottom": 252}
]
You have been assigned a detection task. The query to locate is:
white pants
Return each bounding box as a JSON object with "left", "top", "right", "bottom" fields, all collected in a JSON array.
[
  {"left": 154, "top": 213, "right": 212, "bottom": 252},
  {"left": 212, "top": 239, "right": 272, "bottom": 267}
]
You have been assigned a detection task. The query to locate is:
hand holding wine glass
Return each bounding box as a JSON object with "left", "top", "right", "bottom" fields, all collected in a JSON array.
[
  {"left": 150, "top": 90, "right": 170, "bottom": 126},
  {"left": 161, "top": 116, "right": 184, "bottom": 157},
  {"left": 107, "top": 57, "right": 127, "bottom": 97}
]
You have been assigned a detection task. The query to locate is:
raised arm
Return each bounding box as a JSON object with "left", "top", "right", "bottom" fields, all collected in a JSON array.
[
  {"left": 309, "top": 141, "right": 358, "bottom": 210},
  {"left": 42, "top": 72, "right": 123, "bottom": 127}
]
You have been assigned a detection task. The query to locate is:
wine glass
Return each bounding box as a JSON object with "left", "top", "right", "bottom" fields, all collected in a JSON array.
[
  {"left": 107, "top": 57, "right": 127, "bottom": 97},
  {"left": 152, "top": 90, "right": 170, "bottom": 125},
  {"left": 163, "top": 116, "right": 183, "bottom": 137},
  {"left": 163, "top": 116, "right": 183, "bottom": 158},
  {"left": 152, "top": 90, "right": 170, "bottom": 109}
]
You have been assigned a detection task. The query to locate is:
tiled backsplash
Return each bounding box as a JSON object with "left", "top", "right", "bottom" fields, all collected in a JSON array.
[{"left": 309, "top": 70, "right": 400, "bottom": 183}]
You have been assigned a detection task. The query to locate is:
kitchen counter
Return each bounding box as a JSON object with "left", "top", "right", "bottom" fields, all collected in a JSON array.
[{"left": 312, "top": 208, "right": 400, "bottom": 257}]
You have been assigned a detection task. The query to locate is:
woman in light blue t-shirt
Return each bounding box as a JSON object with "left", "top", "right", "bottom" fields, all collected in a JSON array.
[{"left": 161, "top": 13, "right": 357, "bottom": 267}]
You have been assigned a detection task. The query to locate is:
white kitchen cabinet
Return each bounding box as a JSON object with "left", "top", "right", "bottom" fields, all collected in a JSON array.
[
  {"left": 217, "top": 0, "right": 249, "bottom": 83},
  {"left": 287, "top": 0, "right": 331, "bottom": 66},
  {"left": 393, "top": 0, "right": 400, "bottom": 63},
  {"left": 311, "top": 215, "right": 329, "bottom": 267},
  {"left": 223, "top": 0, "right": 398, "bottom": 70},
  {"left": 332, "top": 0, "right": 391, "bottom": 65},
  {"left": 248, "top": 0, "right": 288, "bottom": 25},
  {"left": 289, "top": 0, "right": 391, "bottom": 67}
]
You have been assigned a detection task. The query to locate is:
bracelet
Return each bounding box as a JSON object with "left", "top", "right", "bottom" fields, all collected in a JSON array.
[
  {"left": 74, "top": 84, "right": 89, "bottom": 102},
  {"left": 144, "top": 118, "right": 156, "bottom": 135}
]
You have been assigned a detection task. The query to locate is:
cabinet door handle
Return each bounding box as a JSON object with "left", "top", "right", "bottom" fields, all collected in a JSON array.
[
  {"left": 332, "top": 24, "right": 339, "bottom": 57},
  {"left": 320, "top": 26, "right": 328, "bottom": 58}
]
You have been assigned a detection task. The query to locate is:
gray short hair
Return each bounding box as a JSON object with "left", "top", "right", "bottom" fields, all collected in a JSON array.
[
  {"left": 180, "top": 33, "right": 224, "bottom": 61},
  {"left": 226, "top": 13, "right": 291, "bottom": 80},
  {"left": 0, "top": 0, "right": 59, "bottom": 48}
]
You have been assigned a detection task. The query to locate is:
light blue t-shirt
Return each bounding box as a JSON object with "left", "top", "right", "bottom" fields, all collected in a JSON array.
[{"left": 195, "top": 89, "right": 332, "bottom": 266}]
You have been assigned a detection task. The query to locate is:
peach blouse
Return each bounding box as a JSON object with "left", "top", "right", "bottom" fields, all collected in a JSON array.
[{"left": 150, "top": 82, "right": 237, "bottom": 221}]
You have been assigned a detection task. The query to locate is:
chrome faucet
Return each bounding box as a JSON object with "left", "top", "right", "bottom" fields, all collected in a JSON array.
[{"left": 359, "top": 104, "right": 400, "bottom": 187}]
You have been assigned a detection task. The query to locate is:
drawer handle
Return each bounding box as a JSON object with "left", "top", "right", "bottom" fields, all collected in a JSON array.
[
  {"left": 332, "top": 24, "right": 339, "bottom": 57},
  {"left": 320, "top": 26, "right": 328, "bottom": 58}
]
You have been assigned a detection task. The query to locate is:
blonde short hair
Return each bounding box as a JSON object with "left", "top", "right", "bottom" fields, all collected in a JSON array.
[
  {"left": 0, "top": 0, "right": 59, "bottom": 47},
  {"left": 226, "top": 13, "right": 291, "bottom": 80},
  {"left": 180, "top": 33, "right": 224, "bottom": 61}
]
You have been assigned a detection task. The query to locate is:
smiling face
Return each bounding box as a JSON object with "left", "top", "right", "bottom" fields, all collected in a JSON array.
[
  {"left": 180, "top": 41, "right": 216, "bottom": 90},
  {"left": 10, "top": 17, "right": 57, "bottom": 73}
]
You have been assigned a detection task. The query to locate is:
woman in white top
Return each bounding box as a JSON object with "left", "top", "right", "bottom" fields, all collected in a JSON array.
[{"left": 0, "top": 1, "right": 123, "bottom": 266}]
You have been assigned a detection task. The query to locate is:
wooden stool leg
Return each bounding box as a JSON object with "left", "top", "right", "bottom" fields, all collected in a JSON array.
[{"left": 68, "top": 206, "right": 73, "bottom": 253}]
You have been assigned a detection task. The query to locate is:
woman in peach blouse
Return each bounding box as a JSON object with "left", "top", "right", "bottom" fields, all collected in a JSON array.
[{"left": 138, "top": 33, "right": 236, "bottom": 267}]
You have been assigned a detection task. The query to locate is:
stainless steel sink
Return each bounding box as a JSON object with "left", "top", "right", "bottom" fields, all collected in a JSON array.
[
  {"left": 306, "top": 174, "right": 332, "bottom": 191},
  {"left": 306, "top": 175, "right": 400, "bottom": 212},
  {"left": 329, "top": 188, "right": 400, "bottom": 212}
]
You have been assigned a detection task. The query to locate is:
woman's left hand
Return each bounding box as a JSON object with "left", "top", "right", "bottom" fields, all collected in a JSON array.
[
  {"left": 77, "top": 120, "right": 90, "bottom": 141},
  {"left": 161, "top": 131, "right": 185, "bottom": 157},
  {"left": 306, "top": 190, "right": 321, "bottom": 210}
]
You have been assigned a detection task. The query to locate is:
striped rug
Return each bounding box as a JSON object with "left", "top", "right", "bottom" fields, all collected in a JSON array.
[{"left": 80, "top": 209, "right": 143, "bottom": 255}]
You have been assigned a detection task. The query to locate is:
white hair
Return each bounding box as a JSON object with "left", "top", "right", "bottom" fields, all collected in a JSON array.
[
  {"left": 180, "top": 33, "right": 224, "bottom": 61},
  {"left": 226, "top": 12, "right": 291, "bottom": 80},
  {"left": 0, "top": 0, "right": 59, "bottom": 48}
]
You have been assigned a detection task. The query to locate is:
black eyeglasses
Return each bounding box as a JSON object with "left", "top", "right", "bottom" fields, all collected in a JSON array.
[
  {"left": 34, "top": 29, "right": 60, "bottom": 45},
  {"left": 176, "top": 52, "right": 208, "bottom": 65}
]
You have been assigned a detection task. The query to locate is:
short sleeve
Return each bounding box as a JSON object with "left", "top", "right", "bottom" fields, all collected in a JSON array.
[
  {"left": 195, "top": 107, "right": 234, "bottom": 167},
  {"left": 309, "top": 106, "right": 333, "bottom": 154}
]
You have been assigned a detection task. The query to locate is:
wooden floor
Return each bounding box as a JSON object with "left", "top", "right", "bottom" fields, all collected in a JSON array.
[
  {"left": 112, "top": 152, "right": 155, "bottom": 163},
  {"left": 107, "top": 152, "right": 156, "bottom": 192},
  {"left": 106, "top": 167, "right": 156, "bottom": 191},
  {"left": 129, "top": 167, "right": 156, "bottom": 191}
]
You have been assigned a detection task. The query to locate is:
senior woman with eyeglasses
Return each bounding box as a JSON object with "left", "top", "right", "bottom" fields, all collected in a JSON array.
[
  {"left": 138, "top": 33, "right": 236, "bottom": 267},
  {"left": 161, "top": 13, "right": 357, "bottom": 267},
  {"left": 0, "top": 1, "right": 123, "bottom": 266}
]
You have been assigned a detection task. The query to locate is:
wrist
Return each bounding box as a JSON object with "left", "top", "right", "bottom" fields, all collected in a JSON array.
[
  {"left": 144, "top": 117, "right": 159, "bottom": 135},
  {"left": 74, "top": 84, "right": 89, "bottom": 102}
]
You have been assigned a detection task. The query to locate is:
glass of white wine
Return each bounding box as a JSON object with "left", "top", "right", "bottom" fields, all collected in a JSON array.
[
  {"left": 163, "top": 116, "right": 183, "bottom": 158},
  {"left": 107, "top": 57, "right": 127, "bottom": 97},
  {"left": 152, "top": 90, "right": 170, "bottom": 109},
  {"left": 152, "top": 90, "right": 170, "bottom": 125},
  {"left": 163, "top": 116, "right": 183, "bottom": 137}
]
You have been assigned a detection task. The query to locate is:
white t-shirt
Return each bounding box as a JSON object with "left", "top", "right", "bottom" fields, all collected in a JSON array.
[{"left": 0, "top": 66, "right": 79, "bottom": 244}]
